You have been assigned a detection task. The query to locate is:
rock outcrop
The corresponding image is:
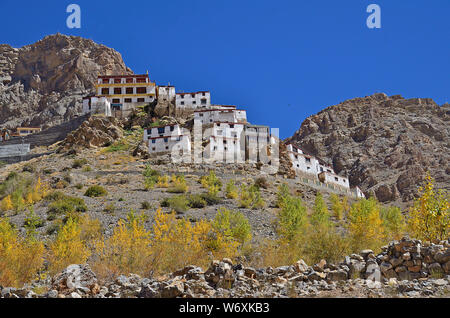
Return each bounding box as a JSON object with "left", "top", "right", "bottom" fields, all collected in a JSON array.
[
  {"left": 62, "top": 116, "right": 123, "bottom": 149},
  {"left": 0, "top": 34, "right": 133, "bottom": 130},
  {"left": 286, "top": 93, "right": 450, "bottom": 205}
]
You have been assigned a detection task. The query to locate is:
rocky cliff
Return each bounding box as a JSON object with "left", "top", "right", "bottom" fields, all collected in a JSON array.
[
  {"left": 0, "top": 34, "right": 133, "bottom": 129},
  {"left": 286, "top": 93, "right": 450, "bottom": 205}
]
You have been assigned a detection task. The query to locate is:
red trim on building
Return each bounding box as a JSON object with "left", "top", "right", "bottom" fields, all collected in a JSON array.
[{"left": 98, "top": 74, "right": 148, "bottom": 79}]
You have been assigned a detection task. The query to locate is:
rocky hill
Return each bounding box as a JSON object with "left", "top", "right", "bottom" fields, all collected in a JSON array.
[
  {"left": 0, "top": 34, "right": 132, "bottom": 129},
  {"left": 286, "top": 93, "right": 450, "bottom": 206}
]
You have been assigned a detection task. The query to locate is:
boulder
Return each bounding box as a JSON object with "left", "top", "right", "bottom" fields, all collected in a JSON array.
[{"left": 52, "top": 264, "right": 97, "bottom": 294}]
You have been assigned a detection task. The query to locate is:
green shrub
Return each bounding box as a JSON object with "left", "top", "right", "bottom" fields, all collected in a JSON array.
[
  {"left": 161, "top": 195, "right": 189, "bottom": 213},
  {"left": 239, "top": 185, "right": 265, "bottom": 209},
  {"left": 63, "top": 174, "right": 72, "bottom": 184},
  {"left": 72, "top": 159, "right": 88, "bottom": 169},
  {"left": 75, "top": 183, "right": 83, "bottom": 190},
  {"left": 225, "top": 180, "right": 238, "bottom": 199},
  {"left": 104, "top": 203, "right": 116, "bottom": 214},
  {"left": 24, "top": 208, "right": 45, "bottom": 234},
  {"left": 141, "top": 201, "right": 152, "bottom": 210},
  {"left": 254, "top": 177, "right": 269, "bottom": 190},
  {"left": 143, "top": 165, "right": 161, "bottom": 190},
  {"left": 187, "top": 195, "right": 207, "bottom": 209},
  {"left": 47, "top": 193, "right": 87, "bottom": 216},
  {"left": 82, "top": 166, "right": 92, "bottom": 172},
  {"left": 106, "top": 140, "right": 129, "bottom": 153},
  {"left": 22, "top": 164, "right": 35, "bottom": 173},
  {"left": 84, "top": 185, "right": 108, "bottom": 198},
  {"left": 200, "top": 171, "right": 222, "bottom": 194},
  {"left": 200, "top": 193, "right": 222, "bottom": 206},
  {"left": 212, "top": 208, "right": 252, "bottom": 245}
]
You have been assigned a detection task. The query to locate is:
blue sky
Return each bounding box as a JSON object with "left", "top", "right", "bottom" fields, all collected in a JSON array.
[{"left": 0, "top": 0, "right": 449, "bottom": 138}]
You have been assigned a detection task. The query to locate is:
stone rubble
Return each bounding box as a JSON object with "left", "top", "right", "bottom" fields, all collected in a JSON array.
[{"left": 1, "top": 238, "right": 448, "bottom": 298}]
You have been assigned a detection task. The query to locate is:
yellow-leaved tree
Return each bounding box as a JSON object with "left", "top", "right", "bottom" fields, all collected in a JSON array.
[
  {"left": 347, "top": 197, "right": 385, "bottom": 253},
  {"left": 0, "top": 195, "right": 14, "bottom": 212},
  {"left": 0, "top": 218, "right": 44, "bottom": 287},
  {"left": 408, "top": 175, "right": 449, "bottom": 242},
  {"left": 92, "top": 211, "right": 152, "bottom": 279},
  {"left": 48, "top": 217, "right": 91, "bottom": 275}
]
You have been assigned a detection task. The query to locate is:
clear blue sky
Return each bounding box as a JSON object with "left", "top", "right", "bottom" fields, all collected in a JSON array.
[{"left": 0, "top": 0, "right": 449, "bottom": 138}]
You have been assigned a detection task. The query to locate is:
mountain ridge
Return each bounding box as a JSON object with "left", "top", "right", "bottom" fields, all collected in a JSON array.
[{"left": 286, "top": 93, "right": 450, "bottom": 206}]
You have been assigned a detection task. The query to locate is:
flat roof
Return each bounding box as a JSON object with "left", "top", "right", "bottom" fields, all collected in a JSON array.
[
  {"left": 176, "top": 91, "right": 210, "bottom": 95},
  {"left": 146, "top": 124, "right": 179, "bottom": 129},
  {"left": 98, "top": 74, "right": 148, "bottom": 78}
]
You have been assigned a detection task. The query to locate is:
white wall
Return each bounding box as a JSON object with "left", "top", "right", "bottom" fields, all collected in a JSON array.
[
  {"left": 322, "top": 171, "right": 350, "bottom": 189},
  {"left": 176, "top": 92, "right": 211, "bottom": 109},
  {"left": 204, "top": 123, "right": 245, "bottom": 163},
  {"left": 287, "top": 145, "right": 319, "bottom": 176},
  {"left": 194, "top": 109, "right": 247, "bottom": 125},
  {"left": 148, "top": 135, "right": 191, "bottom": 154},
  {"left": 144, "top": 125, "right": 183, "bottom": 140},
  {"left": 157, "top": 86, "right": 176, "bottom": 102},
  {"left": 83, "top": 97, "right": 112, "bottom": 116}
]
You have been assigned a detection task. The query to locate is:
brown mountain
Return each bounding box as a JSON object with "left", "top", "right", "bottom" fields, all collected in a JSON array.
[
  {"left": 286, "top": 93, "right": 450, "bottom": 206},
  {"left": 0, "top": 33, "right": 133, "bottom": 129}
]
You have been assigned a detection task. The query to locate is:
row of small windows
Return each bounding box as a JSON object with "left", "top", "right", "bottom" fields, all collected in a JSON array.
[
  {"left": 100, "top": 78, "right": 148, "bottom": 84},
  {"left": 111, "top": 98, "right": 147, "bottom": 104},
  {"left": 179, "top": 99, "right": 208, "bottom": 106},
  {"left": 178, "top": 92, "right": 207, "bottom": 99},
  {"left": 150, "top": 136, "right": 182, "bottom": 144},
  {"left": 101, "top": 87, "right": 149, "bottom": 95}
]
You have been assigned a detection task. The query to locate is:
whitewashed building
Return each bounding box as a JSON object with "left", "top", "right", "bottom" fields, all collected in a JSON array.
[
  {"left": 203, "top": 122, "right": 246, "bottom": 162},
  {"left": 157, "top": 86, "right": 176, "bottom": 103},
  {"left": 194, "top": 108, "right": 247, "bottom": 125},
  {"left": 144, "top": 124, "right": 191, "bottom": 156},
  {"left": 285, "top": 143, "right": 364, "bottom": 197},
  {"left": 82, "top": 96, "right": 112, "bottom": 117},
  {"left": 176, "top": 91, "right": 211, "bottom": 109},
  {"left": 318, "top": 171, "right": 350, "bottom": 189},
  {"left": 244, "top": 124, "right": 270, "bottom": 163}
]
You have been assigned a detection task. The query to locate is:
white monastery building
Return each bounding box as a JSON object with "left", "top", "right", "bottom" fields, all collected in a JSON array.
[
  {"left": 176, "top": 91, "right": 211, "bottom": 109},
  {"left": 82, "top": 96, "right": 112, "bottom": 117},
  {"left": 156, "top": 85, "right": 176, "bottom": 103},
  {"left": 83, "top": 74, "right": 156, "bottom": 118},
  {"left": 286, "top": 143, "right": 365, "bottom": 198},
  {"left": 144, "top": 124, "right": 191, "bottom": 156},
  {"left": 194, "top": 107, "right": 247, "bottom": 125},
  {"left": 203, "top": 122, "right": 246, "bottom": 162}
]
